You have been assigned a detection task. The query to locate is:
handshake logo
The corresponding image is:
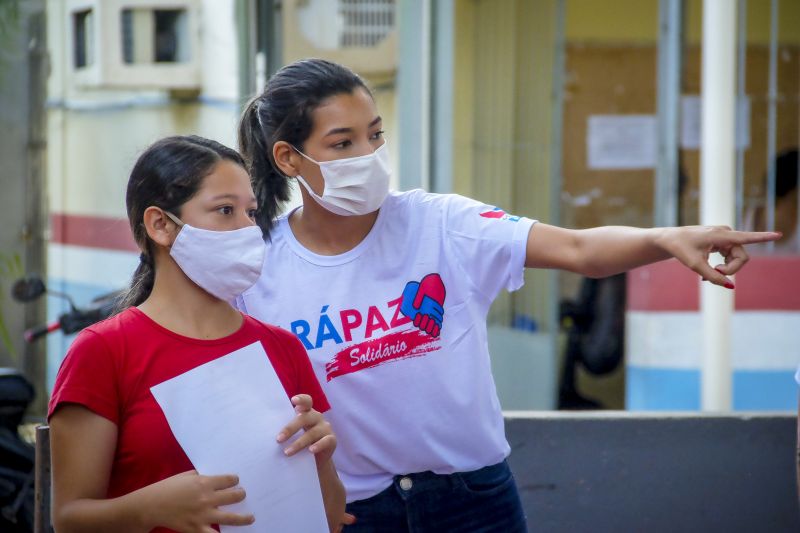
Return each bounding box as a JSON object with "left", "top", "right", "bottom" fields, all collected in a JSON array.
[{"left": 400, "top": 273, "right": 446, "bottom": 338}]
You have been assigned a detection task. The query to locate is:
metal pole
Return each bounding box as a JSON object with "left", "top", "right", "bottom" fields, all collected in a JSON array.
[
  {"left": 550, "top": 0, "right": 565, "bottom": 230},
  {"left": 397, "top": 0, "right": 431, "bottom": 191},
  {"left": 765, "top": 0, "right": 779, "bottom": 251},
  {"left": 700, "top": 0, "right": 736, "bottom": 411},
  {"left": 735, "top": 0, "right": 747, "bottom": 229},
  {"left": 34, "top": 425, "right": 52, "bottom": 533},
  {"left": 236, "top": 0, "right": 256, "bottom": 110},
  {"left": 655, "top": 0, "right": 683, "bottom": 228},
  {"left": 431, "top": 0, "right": 453, "bottom": 193},
  {"left": 549, "top": 0, "right": 566, "bottom": 338},
  {"left": 25, "top": 8, "right": 49, "bottom": 418}
]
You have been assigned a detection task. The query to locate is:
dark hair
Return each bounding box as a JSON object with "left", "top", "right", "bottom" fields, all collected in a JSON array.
[
  {"left": 238, "top": 59, "right": 371, "bottom": 232},
  {"left": 774, "top": 149, "right": 798, "bottom": 199},
  {"left": 120, "top": 135, "right": 245, "bottom": 309}
]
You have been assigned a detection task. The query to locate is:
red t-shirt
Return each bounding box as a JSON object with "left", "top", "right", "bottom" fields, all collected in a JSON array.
[{"left": 48, "top": 307, "right": 329, "bottom": 533}]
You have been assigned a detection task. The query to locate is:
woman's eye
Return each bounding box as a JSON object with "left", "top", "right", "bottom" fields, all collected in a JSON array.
[
  {"left": 332, "top": 140, "right": 352, "bottom": 149},
  {"left": 217, "top": 206, "right": 234, "bottom": 215},
  {"left": 370, "top": 130, "right": 385, "bottom": 141},
  {"left": 247, "top": 209, "right": 257, "bottom": 220}
]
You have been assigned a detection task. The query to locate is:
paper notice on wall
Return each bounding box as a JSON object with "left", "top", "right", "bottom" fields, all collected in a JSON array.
[
  {"left": 680, "top": 95, "right": 750, "bottom": 150},
  {"left": 587, "top": 115, "right": 657, "bottom": 170}
]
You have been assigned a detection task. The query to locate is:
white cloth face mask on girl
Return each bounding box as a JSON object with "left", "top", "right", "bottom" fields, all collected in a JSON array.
[
  {"left": 165, "top": 211, "right": 266, "bottom": 302},
  {"left": 293, "top": 141, "right": 392, "bottom": 216}
]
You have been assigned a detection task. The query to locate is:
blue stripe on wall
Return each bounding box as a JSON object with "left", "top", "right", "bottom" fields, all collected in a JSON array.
[
  {"left": 627, "top": 366, "right": 798, "bottom": 411},
  {"left": 733, "top": 371, "right": 799, "bottom": 411},
  {"left": 627, "top": 367, "right": 700, "bottom": 411}
]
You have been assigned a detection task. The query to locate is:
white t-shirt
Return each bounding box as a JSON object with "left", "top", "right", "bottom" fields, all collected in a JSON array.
[{"left": 237, "top": 189, "right": 536, "bottom": 502}]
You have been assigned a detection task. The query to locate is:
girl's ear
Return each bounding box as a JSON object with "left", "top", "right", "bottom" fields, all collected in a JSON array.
[
  {"left": 273, "top": 140, "right": 303, "bottom": 177},
  {"left": 143, "top": 207, "right": 179, "bottom": 248}
]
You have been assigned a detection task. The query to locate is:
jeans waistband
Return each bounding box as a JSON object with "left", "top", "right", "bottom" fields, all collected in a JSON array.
[{"left": 390, "top": 460, "right": 510, "bottom": 494}]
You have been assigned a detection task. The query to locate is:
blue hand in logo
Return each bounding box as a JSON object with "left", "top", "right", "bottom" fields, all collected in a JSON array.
[{"left": 400, "top": 281, "right": 422, "bottom": 320}]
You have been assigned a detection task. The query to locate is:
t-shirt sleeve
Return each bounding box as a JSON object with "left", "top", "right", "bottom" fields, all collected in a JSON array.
[
  {"left": 47, "top": 329, "right": 120, "bottom": 424},
  {"left": 442, "top": 194, "right": 536, "bottom": 301},
  {"left": 267, "top": 328, "right": 330, "bottom": 413}
]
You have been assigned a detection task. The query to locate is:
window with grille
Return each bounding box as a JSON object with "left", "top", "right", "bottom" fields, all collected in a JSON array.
[
  {"left": 338, "top": 0, "right": 394, "bottom": 48},
  {"left": 297, "top": 0, "right": 395, "bottom": 50}
]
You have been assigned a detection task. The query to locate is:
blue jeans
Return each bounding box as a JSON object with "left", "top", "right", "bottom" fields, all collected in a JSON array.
[{"left": 343, "top": 460, "right": 527, "bottom": 533}]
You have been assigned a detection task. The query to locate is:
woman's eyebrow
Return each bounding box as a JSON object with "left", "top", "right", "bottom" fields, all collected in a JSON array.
[
  {"left": 323, "top": 116, "right": 382, "bottom": 138},
  {"left": 323, "top": 127, "right": 353, "bottom": 138}
]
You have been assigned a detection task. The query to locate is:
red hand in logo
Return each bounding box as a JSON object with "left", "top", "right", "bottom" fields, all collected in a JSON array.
[{"left": 413, "top": 273, "right": 446, "bottom": 309}]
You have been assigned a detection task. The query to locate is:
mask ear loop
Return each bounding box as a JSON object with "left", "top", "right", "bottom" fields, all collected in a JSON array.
[
  {"left": 291, "top": 145, "right": 321, "bottom": 166},
  {"left": 161, "top": 211, "right": 185, "bottom": 252},
  {"left": 164, "top": 211, "right": 185, "bottom": 228},
  {"left": 289, "top": 146, "right": 324, "bottom": 197}
]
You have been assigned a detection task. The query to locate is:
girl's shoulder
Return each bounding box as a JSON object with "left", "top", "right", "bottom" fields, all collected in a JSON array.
[
  {"left": 242, "top": 315, "right": 305, "bottom": 353},
  {"left": 57, "top": 307, "right": 156, "bottom": 374},
  {"left": 77, "top": 307, "right": 143, "bottom": 344}
]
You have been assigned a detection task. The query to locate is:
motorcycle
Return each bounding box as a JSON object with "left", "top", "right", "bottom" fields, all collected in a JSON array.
[
  {"left": 0, "top": 275, "right": 120, "bottom": 531},
  {"left": 12, "top": 276, "right": 122, "bottom": 343}
]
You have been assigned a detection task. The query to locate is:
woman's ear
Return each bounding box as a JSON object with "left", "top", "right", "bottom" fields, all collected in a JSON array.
[
  {"left": 273, "top": 141, "right": 302, "bottom": 177},
  {"left": 143, "top": 207, "right": 178, "bottom": 248}
]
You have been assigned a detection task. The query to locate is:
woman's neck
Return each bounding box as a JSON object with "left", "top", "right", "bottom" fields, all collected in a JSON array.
[
  {"left": 137, "top": 259, "right": 242, "bottom": 340},
  {"left": 288, "top": 193, "right": 380, "bottom": 255}
]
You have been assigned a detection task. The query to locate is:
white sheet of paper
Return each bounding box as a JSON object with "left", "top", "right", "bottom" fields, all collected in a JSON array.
[
  {"left": 151, "top": 341, "right": 328, "bottom": 533},
  {"left": 587, "top": 115, "right": 657, "bottom": 170}
]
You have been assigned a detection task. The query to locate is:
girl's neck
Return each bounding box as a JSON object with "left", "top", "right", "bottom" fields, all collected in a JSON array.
[
  {"left": 137, "top": 259, "right": 243, "bottom": 340},
  {"left": 288, "top": 193, "right": 380, "bottom": 255}
]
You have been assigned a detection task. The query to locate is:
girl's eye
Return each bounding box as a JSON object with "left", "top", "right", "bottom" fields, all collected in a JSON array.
[
  {"left": 217, "top": 206, "right": 234, "bottom": 215},
  {"left": 247, "top": 209, "right": 257, "bottom": 220},
  {"left": 332, "top": 139, "right": 352, "bottom": 149},
  {"left": 370, "top": 130, "right": 385, "bottom": 141}
]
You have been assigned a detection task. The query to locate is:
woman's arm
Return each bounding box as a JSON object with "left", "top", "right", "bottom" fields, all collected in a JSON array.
[
  {"left": 51, "top": 405, "right": 253, "bottom": 533},
  {"left": 525, "top": 223, "right": 781, "bottom": 286}
]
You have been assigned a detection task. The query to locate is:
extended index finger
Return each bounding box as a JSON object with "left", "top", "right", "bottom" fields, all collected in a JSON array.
[{"left": 727, "top": 230, "right": 782, "bottom": 245}]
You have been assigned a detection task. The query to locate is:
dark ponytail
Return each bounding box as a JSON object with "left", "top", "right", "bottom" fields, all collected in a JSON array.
[
  {"left": 124, "top": 256, "right": 155, "bottom": 311},
  {"left": 238, "top": 59, "right": 371, "bottom": 233},
  {"left": 239, "top": 98, "right": 293, "bottom": 234},
  {"left": 119, "top": 135, "right": 245, "bottom": 310}
]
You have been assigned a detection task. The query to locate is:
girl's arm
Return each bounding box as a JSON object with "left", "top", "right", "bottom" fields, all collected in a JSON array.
[
  {"left": 525, "top": 223, "right": 781, "bottom": 286},
  {"left": 316, "top": 458, "right": 351, "bottom": 533},
  {"left": 51, "top": 404, "right": 253, "bottom": 533},
  {"left": 279, "top": 394, "right": 353, "bottom": 532}
]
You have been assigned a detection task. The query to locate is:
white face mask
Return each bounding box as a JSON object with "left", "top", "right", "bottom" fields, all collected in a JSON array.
[
  {"left": 165, "top": 212, "right": 265, "bottom": 302},
  {"left": 294, "top": 141, "right": 391, "bottom": 216}
]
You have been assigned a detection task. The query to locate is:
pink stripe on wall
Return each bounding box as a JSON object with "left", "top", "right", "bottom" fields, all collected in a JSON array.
[
  {"left": 628, "top": 256, "right": 800, "bottom": 311},
  {"left": 50, "top": 213, "right": 138, "bottom": 253},
  {"left": 626, "top": 259, "right": 699, "bottom": 311},
  {"left": 735, "top": 256, "right": 800, "bottom": 310}
]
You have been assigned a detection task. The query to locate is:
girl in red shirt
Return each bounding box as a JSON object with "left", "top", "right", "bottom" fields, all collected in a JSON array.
[{"left": 49, "top": 136, "right": 350, "bottom": 532}]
